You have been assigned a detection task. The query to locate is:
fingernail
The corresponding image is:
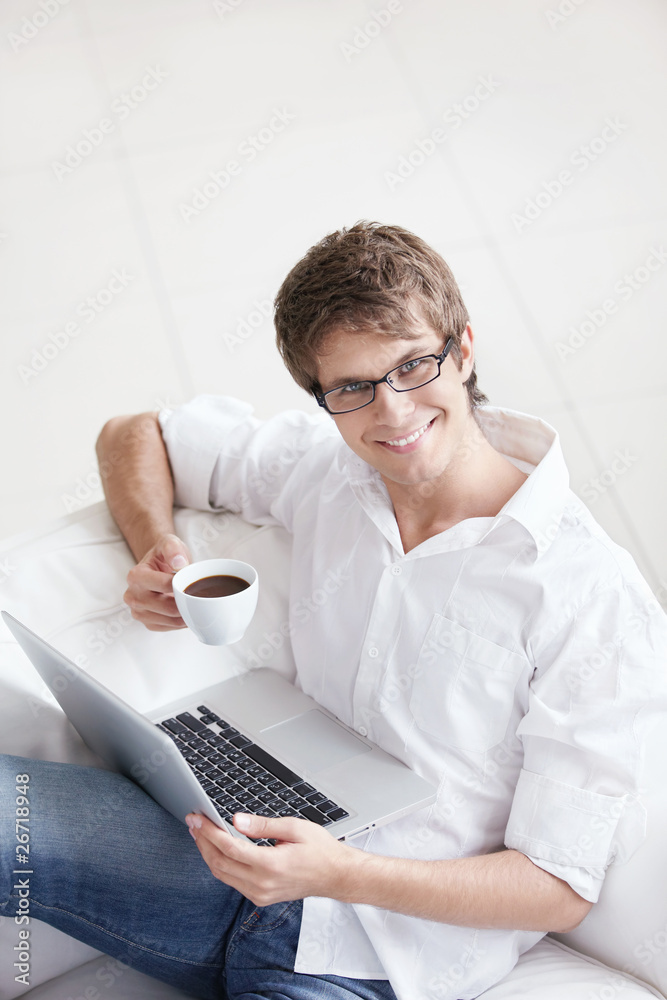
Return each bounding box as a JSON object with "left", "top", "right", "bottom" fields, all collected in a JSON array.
[
  {"left": 189, "top": 828, "right": 197, "bottom": 841},
  {"left": 186, "top": 814, "right": 202, "bottom": 829},
  {"left": 171, "top": 555, "right": 187, "bottom": 570},
  {"left": 234, "top": 813, "right": 251, "bottom": 832}
]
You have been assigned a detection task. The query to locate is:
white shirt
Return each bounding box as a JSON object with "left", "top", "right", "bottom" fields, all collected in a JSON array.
[{"left": 159, "top": 396, "right": 666, "bottom": 1000}]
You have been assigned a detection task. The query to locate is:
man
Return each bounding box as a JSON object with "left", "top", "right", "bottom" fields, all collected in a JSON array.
[{"left": 1, "top": 222, "right": 664, "bottom": 1000}]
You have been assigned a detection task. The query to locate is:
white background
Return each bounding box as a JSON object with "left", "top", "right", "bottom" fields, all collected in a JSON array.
[{"left": 1, "top": 0, "right": 665, "bottom": 600}]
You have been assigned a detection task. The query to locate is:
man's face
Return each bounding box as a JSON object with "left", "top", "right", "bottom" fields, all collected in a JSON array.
[{"left": 315, "top": 319, "right": 476, "bottom": 491}]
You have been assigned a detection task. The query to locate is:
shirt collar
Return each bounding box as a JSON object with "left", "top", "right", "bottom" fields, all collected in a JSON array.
[
  {"left": 474, "top": 407, "right": 571, "bottom": 557},
  {"left": 342, "top": 406, "right": 571, "bottom": 558}
]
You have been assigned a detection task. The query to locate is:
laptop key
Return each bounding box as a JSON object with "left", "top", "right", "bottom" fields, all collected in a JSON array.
[
  {"left": 229, "top": 734, "right": 252, "bottom": 749},
  {"left": 197, "top": 705, "right": 213, "bottom": 715},
  {"left": 215, "top": 775, "right": 236, "bottom": 790},
  {"left": 162, "top": 718, "right": 189, "bottom": 735},
  {"left": 326, "top": 807, "right": 349, "bottom": 822},
  {"left": 266, "top": 779, "right": 287, "bottom": 794},
  {"left": 218, "top": 725, "right": 239, "bottom": 737},
  {"left": 264, "top": 797, "right": 284, "bottom": 811},
  {"left": 243, "top": 745, "right": 302, "bottom": 787},
  {"left": 292, "top": 781, "right": 315, "bottom": 796},
  {"left": 277, "top": 788, "right": 299, "bottom": 802},
  {"left": 318, "top": 799, "right": 339, "bottom": 814},
  {"left": 299, "top": 804, "right": 330, "bottom": 825},
  {"left": 235, "top": 790, "right": 255, "bottom": 804},
  {"left": 176, "top": 712, "right": 206, "bottom": 733},
  {"left": 305, "top": 791, "right": 327, "bottom": 806},
  {"left": 245, "top": 764, "right": 265, "bottom": 777}
]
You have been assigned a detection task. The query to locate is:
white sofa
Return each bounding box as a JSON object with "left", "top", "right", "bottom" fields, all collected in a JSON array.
[{"left": 0, "top": 502, "right": 665, "bottom": 1000}]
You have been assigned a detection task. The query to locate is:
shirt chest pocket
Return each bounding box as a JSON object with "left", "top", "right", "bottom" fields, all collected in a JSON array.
[{"left": 409, "top": 615, "right": 529, "bottom": 753}]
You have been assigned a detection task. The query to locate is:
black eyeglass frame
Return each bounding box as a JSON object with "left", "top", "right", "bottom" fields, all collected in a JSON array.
[{"left": 314, "top": 337, "right": 454, "bottom": 414}]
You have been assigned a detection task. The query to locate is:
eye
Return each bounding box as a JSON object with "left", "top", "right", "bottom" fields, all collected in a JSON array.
[
  {"left": 339, "top": 381, "right": 370, "bottom": 394},
  {"left": 398, "top": 358, "right": 425, "bottom": 375}
]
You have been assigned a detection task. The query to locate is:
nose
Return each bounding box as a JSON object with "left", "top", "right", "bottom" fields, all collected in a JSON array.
[{"left": 371, "top": 380, "right": 416, "bottom": 425}]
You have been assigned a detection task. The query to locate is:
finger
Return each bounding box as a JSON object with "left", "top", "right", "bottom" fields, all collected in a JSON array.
[
  {"left": 151, "top": 535, "right": 191, "bottom": 574},
  {"left": 125, "top": 588, "right": 183, "bottom": 618},
  {"left": 126, "top": 605, "right": 188, "bottom": 628},
  {"left": 127, "top": 565, "right": 178, "bottom": 596},
  {"left": 233, "top": 812, "right": 310, "bottom": 845},
  {"left": 187, "top": 816, "right": 261, "bottom": 880}
]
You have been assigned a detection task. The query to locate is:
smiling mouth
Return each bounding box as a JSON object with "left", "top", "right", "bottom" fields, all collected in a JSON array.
[{"left": 382, "top": 419, "right": 433, "bottom": 448}]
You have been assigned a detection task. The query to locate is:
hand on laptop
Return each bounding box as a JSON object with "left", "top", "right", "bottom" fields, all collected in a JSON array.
[
  {"left": 124, "top": 533, "right": 192, "bottom": 631},
  {"left": 186, "top": 811, "right": 357, "bottom": 907}
]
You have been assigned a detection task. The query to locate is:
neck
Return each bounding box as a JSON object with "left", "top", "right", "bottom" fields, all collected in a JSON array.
[{"left": 383, "top": 417, "right": 528, "bottom": 553}]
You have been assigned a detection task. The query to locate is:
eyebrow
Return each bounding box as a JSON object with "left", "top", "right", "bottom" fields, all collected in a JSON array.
[{"left": 322, "top": 344, "right": 433, "bottom": 393}]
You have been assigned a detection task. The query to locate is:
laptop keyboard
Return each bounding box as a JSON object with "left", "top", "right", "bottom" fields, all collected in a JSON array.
[{"left": 158, "top": 705, "right": 349, "bottom": 846}]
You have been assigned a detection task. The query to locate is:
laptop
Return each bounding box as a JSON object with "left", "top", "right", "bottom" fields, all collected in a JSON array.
[{"left": 2, "top": 612, "right": 437, "bottom": 846}]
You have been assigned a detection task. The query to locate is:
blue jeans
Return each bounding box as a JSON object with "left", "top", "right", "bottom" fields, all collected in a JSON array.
[{"left": 0, "top": 754, "right": 398, "bottom": 999}]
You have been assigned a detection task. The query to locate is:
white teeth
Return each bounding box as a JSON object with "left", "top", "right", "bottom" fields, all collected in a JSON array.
[{"left": 385, "top": 422, "right": 430, "bottom": 447}]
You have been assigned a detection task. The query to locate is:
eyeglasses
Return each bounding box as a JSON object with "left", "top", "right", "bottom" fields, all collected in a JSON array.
[{"left": 314, "top": 338, "right": 454, "bottom": 414}]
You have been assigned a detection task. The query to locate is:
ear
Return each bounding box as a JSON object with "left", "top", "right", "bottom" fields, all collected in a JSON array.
[{"left": 459, "top": 324, "right": 475, "bottom": 382}]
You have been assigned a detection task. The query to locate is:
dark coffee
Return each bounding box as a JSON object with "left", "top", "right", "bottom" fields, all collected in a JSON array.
[{"left": 184, "top": 574, "right": 250, "bottom": 598}]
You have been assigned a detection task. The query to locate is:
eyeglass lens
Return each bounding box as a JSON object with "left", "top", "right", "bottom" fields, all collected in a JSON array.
[{"left": 325, "top": 356, "right": 439, "bottom": 413}]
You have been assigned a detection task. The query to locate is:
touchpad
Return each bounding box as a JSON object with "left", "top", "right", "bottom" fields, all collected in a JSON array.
[{"left": 260, "top": 710, "right": 371, "bottom": 773}]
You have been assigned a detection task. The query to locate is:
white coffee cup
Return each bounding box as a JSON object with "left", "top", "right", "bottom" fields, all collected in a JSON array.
[{"left": 172, "top": 558, "right": 259, "bottom": 645}]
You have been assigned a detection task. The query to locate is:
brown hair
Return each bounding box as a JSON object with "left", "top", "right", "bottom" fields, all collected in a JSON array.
[{"left": 274, "top": 221, "right": 487, "bottom": 409}]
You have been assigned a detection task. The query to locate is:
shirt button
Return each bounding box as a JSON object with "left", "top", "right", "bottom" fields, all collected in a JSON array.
[
  {"left": 391, "top": 565, "right": 402, "bottom": 575},
  {"left": 358, "top": 726, "right": 368, "bottom": 737},
  {"left": 368, "top": 647, "right": 379, "bottom": 658}
]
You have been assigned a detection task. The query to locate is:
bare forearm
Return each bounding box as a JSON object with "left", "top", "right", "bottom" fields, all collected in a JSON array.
[
  {"left": 96, "top": 412, "right": 176, "bottom": 561},
  {"left": 340, "top": 846, "right": 591, "bottom": 932}
]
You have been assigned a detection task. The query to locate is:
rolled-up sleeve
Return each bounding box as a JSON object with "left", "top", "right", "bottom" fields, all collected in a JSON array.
[
  {"left": 159, "top": 396, "right": 256, "bottom": 511},
  {"left": 504, "top": 575, "right": 667, "bottom": 902},
  {"left": 158, "top": 395, "right": 336, "bottom": 528}
]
